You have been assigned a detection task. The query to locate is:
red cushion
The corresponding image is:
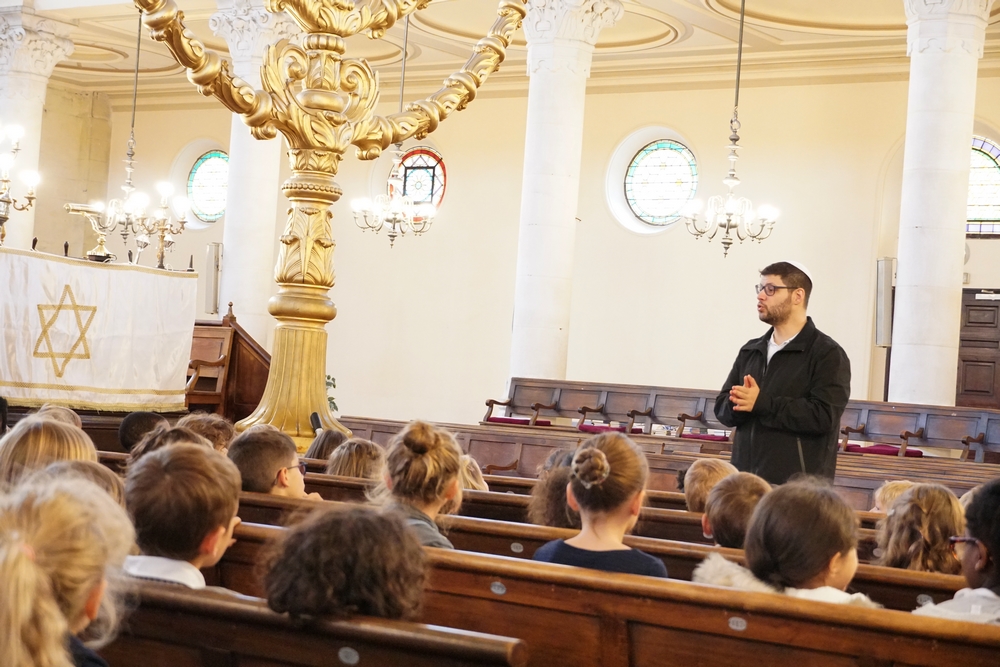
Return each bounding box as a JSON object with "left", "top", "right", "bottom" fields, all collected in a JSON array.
[
  {"left": 845, "top": 444, "right": 924, "bottom": 458},
  {"left": 680, "top": 433, "right": 730, "bottom": 442},
  {"left": 577, "top": 424, "right": 644, "bottom": 434},
  {"left": 487, "top": 417, "right": 552, "bottom": 427}
]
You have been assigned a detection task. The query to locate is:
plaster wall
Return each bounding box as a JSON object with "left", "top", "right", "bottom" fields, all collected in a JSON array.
[{"left": 83, "top": 75, "right": 1000, "bottom": 424}]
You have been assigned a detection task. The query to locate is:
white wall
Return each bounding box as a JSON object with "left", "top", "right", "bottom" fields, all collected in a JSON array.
[{"left": 82, "top": 74, "right": 1000, "bottom": 425}]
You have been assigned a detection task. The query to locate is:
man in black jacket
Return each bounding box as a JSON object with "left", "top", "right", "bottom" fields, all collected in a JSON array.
[{"left": 714, "top": 262, "right": 851, "bottom": 485}]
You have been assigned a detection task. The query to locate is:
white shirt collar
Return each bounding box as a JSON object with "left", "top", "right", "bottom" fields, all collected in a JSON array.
[{"left": 124, "top": 555, "right": 206, "bottom": 589}]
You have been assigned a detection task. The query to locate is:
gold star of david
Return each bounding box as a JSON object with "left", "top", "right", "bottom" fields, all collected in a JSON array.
[{"left": 33, "top": 285, "right": 97, "bottom": 378}]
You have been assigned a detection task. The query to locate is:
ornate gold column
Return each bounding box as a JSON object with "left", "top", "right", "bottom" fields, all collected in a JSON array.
[{"left": 133, "top": 0, "right": 526, "bottom": 446}]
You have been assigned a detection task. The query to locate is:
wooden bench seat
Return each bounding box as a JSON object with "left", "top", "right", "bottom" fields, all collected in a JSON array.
[
  {"left": 100, "top": 581, "right": 527, "bottom": 667},
  {"left": 209, "top": 523, "right": 971, "bottom": 649}
]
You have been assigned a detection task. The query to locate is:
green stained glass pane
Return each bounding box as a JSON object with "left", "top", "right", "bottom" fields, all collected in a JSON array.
[
  {"left": 187, "top": 150, "right": 229, "bottom": 222},
  {"left": 399, "top": 147, "right": 446, "bottom": 208},
  {"left": 623, "top": 140, "right": 698, "bottom": 226}
]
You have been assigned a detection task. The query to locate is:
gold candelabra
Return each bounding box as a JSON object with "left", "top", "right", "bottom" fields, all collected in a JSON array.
[
  {"left": 0, "top": 124, "right": 39, "bottom": 247},
  {"left": 132, "top": 0, "right": 526, "bottom": 445}
]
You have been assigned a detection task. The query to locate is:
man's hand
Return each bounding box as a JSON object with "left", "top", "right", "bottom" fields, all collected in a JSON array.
[{"left": 730, "top": 375, "right": 760, "bottom": 412}]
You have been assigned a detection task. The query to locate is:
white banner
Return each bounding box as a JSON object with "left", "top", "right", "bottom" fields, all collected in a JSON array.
[{"left": 0, "top": 247, "right": 197, "bottom": 411}]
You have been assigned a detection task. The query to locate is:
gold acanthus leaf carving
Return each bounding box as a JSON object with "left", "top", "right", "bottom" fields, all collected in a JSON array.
[
  {"left": 350, "top": 0, "right": 526, "bottom": 160},
  {"left": 276, "top": 205, "right": 336, "bottom": 287},
  {"left": 267, "top": 0, "right": 430, "bottom": 39}
]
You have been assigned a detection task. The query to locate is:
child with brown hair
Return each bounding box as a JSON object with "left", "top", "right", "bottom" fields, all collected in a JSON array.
[
  {"left": 376, "top": 420, "right": 463, "bottom": 549},
  {"left": 325, "top": 438, "right": 385, "bottom": 480},
  {"left": 913, "top": 478, "right": 1000, "bottom": 623},
  {"left": 227, "top": 427, "right": 322, "bottom": 500},
  {"left": 683, "top": 458, "right": 739, "bottom": 513},
  {"left": 118, "top": 411, "right": 169, "bottom": 453},
  {"left": 527, "top": 450, "right": 581, "bottom": 530},
  {"left": 0, "top": 417, "right": 97, "bottom": 487},
  {"left": 305, "top": 428, "right": 348, "bottom": 461},
  {"left": 702, "top": 472, "right": 772, "bottom": 549},
  {"left": 177, "top": 412, "right": 236, "bottom": 453},
  {"left": 870, "top": 479, "right": 915, "bottom": 513},
  {"left": 694, "top": 478, "right": 878, "bottom": 606},
  {"left": 124, "top": 444, "right": 242, "bottom": 589},
  {"left": 126, "top": 424, "right": 212, "bottom": 466},
  {"left": 531, "top": 433, "right": 667, "bottom": 578},
  {"left": 0, "top": 476, "right": 134, "bottom": 667},
  {"left": 876, "top": 483, "right": 964, "bottom": 575},
  {"left": 266, "top": 505, "right": 426, "bottom": 620}
]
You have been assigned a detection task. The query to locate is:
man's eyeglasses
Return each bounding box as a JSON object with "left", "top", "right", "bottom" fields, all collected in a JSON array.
[
  {"left": 755, "top": 284, "right": 796, "bottom": 297},
  {"left": 275, "top": 462, "right": 308, "bottom": 484},
  {"left": 949, "top": 536, "right": 979, "bottom": 556}
]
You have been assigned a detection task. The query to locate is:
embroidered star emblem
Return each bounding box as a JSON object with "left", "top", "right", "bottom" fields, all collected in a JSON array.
[{"left": 33, "top": 285, "right": 97, "bottom": 378}]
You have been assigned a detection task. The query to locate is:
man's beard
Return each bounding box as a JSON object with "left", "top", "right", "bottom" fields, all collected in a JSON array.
[{"left": 759, "top": 299, "right": 791, "bottom": 326}]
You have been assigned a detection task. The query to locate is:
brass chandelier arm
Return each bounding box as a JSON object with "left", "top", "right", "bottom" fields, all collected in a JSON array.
[
  {"left": 352, "top": 0, "right": 526, "bottom": 159},
  {"left": 133, "top": 0, "right": 274, "bottom": 130},
  {"left": 267, "top": 0, "right": 429, "bottom": 39}
]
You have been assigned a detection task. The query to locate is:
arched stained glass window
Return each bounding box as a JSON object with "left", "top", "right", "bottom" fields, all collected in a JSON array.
[
  {"left": 624, "top": 140, "right": 698, "bottom": 226},
  {"left": 968, "top": 136, "right": 1000, "bottom": 235},
  {"left": 187, "top": 150, "right": 229, "bottom": 222},
  {"left": 399, "top": 147, "right": 446, "bottom": 209}
]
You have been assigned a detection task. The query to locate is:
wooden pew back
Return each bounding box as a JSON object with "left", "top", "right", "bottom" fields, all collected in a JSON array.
[
  {"left": 209, "top": 524, "right": 984, "bottom": 667},
  {"left": 100, "top": 582, "right": 527, "bottom": 667}
]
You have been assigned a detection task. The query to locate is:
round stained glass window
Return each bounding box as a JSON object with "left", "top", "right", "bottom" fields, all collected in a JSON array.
[
  {"left": 399, "top": 147, "right": 446, "bottom": 209},
  {"left": 187, "top": 150, "right": 229, "bottom": 222},
  {"left": 624, "top": 140, "right": 698, "bottom": 226}
]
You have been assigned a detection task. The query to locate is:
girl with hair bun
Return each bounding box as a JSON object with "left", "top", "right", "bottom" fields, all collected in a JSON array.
[
  {"left": 373, "top": 420, "right": 463, "bottom": 549},
  {"left": 0, "top": 476, "right": 135, "bottom": 667},
  {"left": 531, "top": 433, "right": 667, "bottom": 578}
]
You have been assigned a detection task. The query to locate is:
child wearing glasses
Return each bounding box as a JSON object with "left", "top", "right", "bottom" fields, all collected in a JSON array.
[
  {"left": 227, "top": 426, "right": 322, "bottom": 500},
  {"left": 124, "top": 444, "right": 242, "bottom": 589},
  {"left": 914, "top": 478, "right": 1000, "bottom": 623},
  {"left": 875, "top": 483, "right": 964, "bottom": 575}
]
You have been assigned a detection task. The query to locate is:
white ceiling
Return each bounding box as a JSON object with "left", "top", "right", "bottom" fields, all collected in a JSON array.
[{"left": 32, "top": 0, "right": 1000, "bottom": 110}]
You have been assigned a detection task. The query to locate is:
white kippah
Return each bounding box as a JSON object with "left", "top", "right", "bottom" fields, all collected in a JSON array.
[{"left": 785, "top": 260, "right": 813, "bottom": 285}]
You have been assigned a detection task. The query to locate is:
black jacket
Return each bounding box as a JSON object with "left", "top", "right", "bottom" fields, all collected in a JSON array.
[{"left": 714, "top": 317, "right": 851, "bottom": 485}]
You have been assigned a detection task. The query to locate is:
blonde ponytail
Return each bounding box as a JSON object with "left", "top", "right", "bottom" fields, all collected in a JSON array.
[{"left": 0, "top": 477, "right": 135, "bottom": 667}]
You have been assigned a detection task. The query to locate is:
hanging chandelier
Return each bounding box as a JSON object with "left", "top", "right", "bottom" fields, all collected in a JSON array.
[
  {"left": 65, "top": 10, "right": 188, "bottom": 267},
  {"left": 681, "top": 0, "right": 779, "bottom": 257},
  {"left": 351, "top": 14, "right": 436, "bottom": 248}
]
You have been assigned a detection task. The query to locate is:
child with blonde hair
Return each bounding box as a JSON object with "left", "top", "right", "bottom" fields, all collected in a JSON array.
[
  {"left": 325, "top": 438, "right": 385, "bottom": 480},
  {"left": 38, "top": 460, "right": 126, "bottom": 507},
  {"left": 0, "top": 476, "right": 135, "bottom": 667},
  {"left": 694, "top": 478, "right": 878, "bottom": 607},
  {"left": 876, "top": 483, "right": 964, "bottom": 575},
  {"left": 34, "top": 403, "right": 83, "bottom": 427},
  {"left": 377, "top": 421, "right": 463, "bottom": 549},
  {"left": 458, "top": 454, "right": 489, "bottom": 492},
  {"left": 532, "top": 433, "right": 667, "bottom": 578},
  {"left": 702, "top": 472, "right": 771, "bottom": 549},
  {"left": 683, "top": 458, "right": 738, "bottom": 513},
  {"left": 0, "top": 417, "right": 97, "bottom": 487},
  {"left": 870, "top": 479, "right": 915, "bottom": 513}
]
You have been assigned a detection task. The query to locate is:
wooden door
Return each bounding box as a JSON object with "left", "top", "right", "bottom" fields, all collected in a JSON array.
[{"left": 956, "top": 289, "right": 1000, "bottom": 408}]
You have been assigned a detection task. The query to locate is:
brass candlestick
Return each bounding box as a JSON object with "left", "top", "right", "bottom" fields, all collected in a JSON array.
[{"left": 133, "top": 0, "right": 526, "bottom": 445}]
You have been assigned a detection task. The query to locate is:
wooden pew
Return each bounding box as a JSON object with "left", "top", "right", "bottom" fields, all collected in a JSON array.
[
  {"left": 235, "top": 492, "right": 880, "bottom": 568},
  {"left": 100, "top": 581, "right": 527, "bottom": 667},
  {"left": 486, "top": 377, "right": 1000, "bottom": 462},
  {"left": 210, "top": 523, "right": 972, "bottom": 651}
]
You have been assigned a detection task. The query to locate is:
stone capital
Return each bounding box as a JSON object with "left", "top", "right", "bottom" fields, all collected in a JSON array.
[
  {"left": 904, "top": 0, "right": 997, "bottom": 56},
  {"left": 524, "top": 0, "right": 623, "bottom": 77},
  {"left": 0, "top": 8, "right": 74, "bottom": 79},
  {"left": 210, "top": 0, "right": 298, "bottom": 72}
]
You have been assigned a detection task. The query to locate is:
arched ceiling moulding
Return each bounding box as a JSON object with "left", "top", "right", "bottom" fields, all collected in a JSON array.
[
  {"left": 704, "top": 0, "right": 1000, "bottom": 36},
  {"left": 411, "top": 0, "right": 683, "bottom": 53}
]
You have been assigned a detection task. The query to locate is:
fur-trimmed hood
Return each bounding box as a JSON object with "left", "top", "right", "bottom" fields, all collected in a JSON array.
[{"left": 692, "top": 554, "right": 881, "bottom": 609}]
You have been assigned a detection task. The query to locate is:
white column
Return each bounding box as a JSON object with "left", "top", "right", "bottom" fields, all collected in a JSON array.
[
  {"left": 0, "top": 8, "right": 72, "bottom": 249},
  {"left": 888, "top": 0, "right": 995, "bottom": 406},
  {"left": 508, "top": 0, "right": 622, "bottom": 380},
  {"left": 210, "top": 0, "right": 296, "bottom": 345}
]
